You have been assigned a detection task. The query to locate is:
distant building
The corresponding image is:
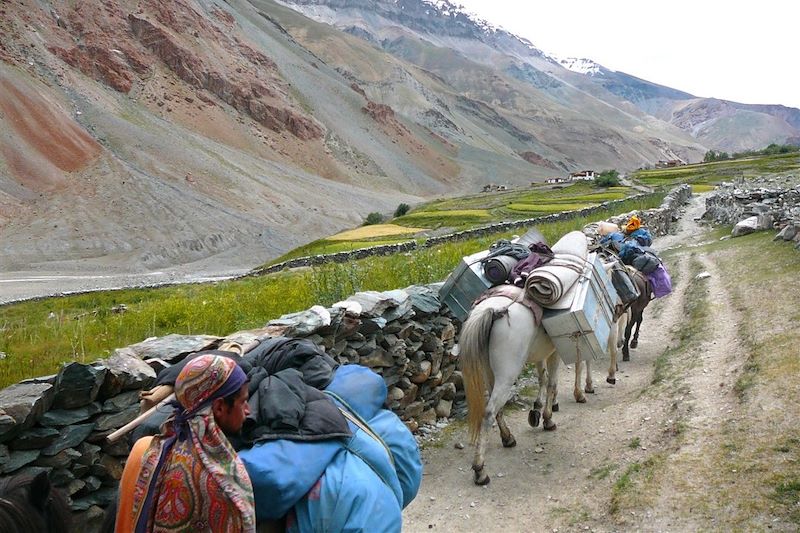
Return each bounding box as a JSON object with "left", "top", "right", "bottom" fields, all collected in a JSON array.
[
  {"left": 544, "top": 177, "right": 570, "bottom": 184},
  {"left": 482, "top": 183, "right": 508, "bottom": 192},
  {"left": 655, "top": 159, "right": 685, "bottom": 168},
  {"left": 569, "top": 170, "right": 596, "bottom": 181}
]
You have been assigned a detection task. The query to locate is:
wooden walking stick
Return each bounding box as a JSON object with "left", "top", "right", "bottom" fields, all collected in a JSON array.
[
  {"left": 106, "top": 393, "right": 175, "bottom": 443},
  {"left": 105, "top": 338, "right": 263, "bottom": 444}
]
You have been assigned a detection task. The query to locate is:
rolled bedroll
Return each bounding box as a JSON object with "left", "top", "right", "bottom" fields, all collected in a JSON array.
[{"left": 524, "top": 231, "right": 588, "bottom": 309}]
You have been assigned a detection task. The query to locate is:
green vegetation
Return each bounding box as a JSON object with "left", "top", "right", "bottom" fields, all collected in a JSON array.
[
  {"left": 588, "top": 463, "right": 616, "bottom": 480},
  {"left": 0, "top": 192, "right": 665, "bottom": 388},
  {"left": 394, "top": 203, "right": 410, "bottom": 217},
  {"left": 609, "top": 455, "right": 664, "bottom": 515},
  {"left": 634, "top": 152, "right": 800, "bottom": 188},
  {"left": 363, "top": 212, "right": 384, "bottom": 225},
  {"left": 595, "top": 169, "right": 621, "bottom": 187},
  {"left": 651, "top": 256, "right": 709, "bottom": 387},
  {"left": 704, "top": 142, "right": 799, "bottom": 162},
  {"left": 630, "top": 228, "right": 800, "bottom": 527}
]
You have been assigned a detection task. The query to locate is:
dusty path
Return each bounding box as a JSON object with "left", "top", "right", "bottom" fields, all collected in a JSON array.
[{"left": 402, "top": 194, "right": 743, "bottom": 532}]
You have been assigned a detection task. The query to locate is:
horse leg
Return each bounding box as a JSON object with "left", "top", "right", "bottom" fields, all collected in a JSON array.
[
  {"left": 573, "top": 358, "right": 586, "bottom": 403},
  {"left": 472, "top": 407, "right": 493, "bottom": 485},
  {"left": 472, "top": 374, "right": 516, "bottom": 485},
  {"left": 622, "top": 318, "right": 634, "bottom": 362},
  {"left": 630, "top": 314, "right": 643, "bottom": 349},
  {"left": 607, "top": 316, "right": 620, "bottom": 384},
  {"left": 496, "top": 411, "right": 516, "bottom": 448},
  {"left": 584, "top": 358, "right": 595, "bottom": 394},
  {"left": 529, "top": 361, "right": 547, "bottom": 427},
  {"left": 542, "top": 353, "right": 560, "bottom": 431}
]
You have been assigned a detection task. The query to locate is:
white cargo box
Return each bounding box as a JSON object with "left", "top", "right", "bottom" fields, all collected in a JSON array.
[
  {"left": 438, "top": 249, "right": 492, "bottom": 322},
  {"left": 541, "top": 253, "right": 617, "bottom": 364}
]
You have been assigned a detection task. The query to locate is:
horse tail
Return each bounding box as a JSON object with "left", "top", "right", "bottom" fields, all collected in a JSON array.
[{"left": 460, "top": 305, "right": 496, "bottom": 444}]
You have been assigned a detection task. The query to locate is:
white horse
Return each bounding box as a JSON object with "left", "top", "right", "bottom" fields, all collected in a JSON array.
[
  {"left": 461, "top": 294, "right": 559, "bottom": 485},
  {"left": 460, "top": 262, "right": 628, "bottom": 485}
]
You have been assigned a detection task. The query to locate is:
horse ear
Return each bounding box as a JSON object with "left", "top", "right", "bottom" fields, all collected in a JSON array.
[{"left": 29, "top": 471, "right": 52, "bottom": 510}]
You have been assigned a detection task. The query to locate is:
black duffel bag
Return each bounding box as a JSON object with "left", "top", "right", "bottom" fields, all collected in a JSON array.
[
  {"left": 611, "top": 263, "right": 640, "bottom": 304},
  {"left": 632, "top": 251, "right": 661, "bottom": 274}
]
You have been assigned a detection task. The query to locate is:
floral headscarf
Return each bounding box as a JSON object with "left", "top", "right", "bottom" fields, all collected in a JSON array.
[{"left": 131, "top": 355, "right": 255, "bottom": 532}]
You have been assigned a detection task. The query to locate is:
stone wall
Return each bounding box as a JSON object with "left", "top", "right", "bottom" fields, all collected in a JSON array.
[
  {"left": 0, "top": 185, "right": 691, "bottom": 529},
  {"left": 702, "top": 175, "right": 800, "bottom": 244}
]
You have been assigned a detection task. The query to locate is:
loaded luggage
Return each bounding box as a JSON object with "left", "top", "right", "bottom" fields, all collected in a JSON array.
[
  {"left": 540, "top": 252, "right": 617, "bottom": 363},
  {"left": 439, "top": 228, "right": 548, "bottom": 321}
]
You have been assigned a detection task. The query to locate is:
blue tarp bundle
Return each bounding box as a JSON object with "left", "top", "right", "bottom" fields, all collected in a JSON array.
[
  {"left": 238, "top": 364, "right": 422, "bottom": 532},
  {"left": 628, "top": 228, "right": 653, "bottom": 247}
]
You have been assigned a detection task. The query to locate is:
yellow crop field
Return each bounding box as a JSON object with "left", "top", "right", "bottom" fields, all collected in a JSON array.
[{"left": 327, "top": 224, "right": 424, "bottom": 241}]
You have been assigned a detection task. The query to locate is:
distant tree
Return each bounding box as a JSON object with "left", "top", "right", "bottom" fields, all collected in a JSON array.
[
  {"left": 595, "top": 169, "right": 620, "bottom": 187},
  {"left": 394, "top": 203, "right": 410, "bottom": 217},
  {"left": 364, "top": 212, "right": 384, "bottom": 225}
]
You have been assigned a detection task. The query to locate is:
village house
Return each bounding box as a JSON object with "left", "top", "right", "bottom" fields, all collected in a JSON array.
[
  {"left": 482, "top": 183, "right": 508, "bottom": 192},
  {"left": 655, "top": 159, "right": 685, "bottom": 168},
  {"left": 544, "top": 176, "right": 570, "bottom": 184},
  {"left": 569, "top": 170, "right": 596, "bottom": 181}
]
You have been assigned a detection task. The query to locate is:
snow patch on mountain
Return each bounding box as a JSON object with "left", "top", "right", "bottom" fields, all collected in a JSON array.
[
  {"left": 420, "top": 0, "right": 500, "bottom": 33},
  {"left": 559, "top": 57, "right": 609, "bottom": 75}
]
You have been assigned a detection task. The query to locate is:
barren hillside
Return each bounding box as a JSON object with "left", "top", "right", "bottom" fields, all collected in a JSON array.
[{"left": 0, "top": 0, "right": 790, "bottom": 285}]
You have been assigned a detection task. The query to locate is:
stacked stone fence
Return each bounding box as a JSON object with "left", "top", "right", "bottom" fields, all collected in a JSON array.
[
  {"left": 702, "top": 175, "right": 800, "bottom": 245},
  {"left": 0, "top": 185, "right": 690, "bottom": 529}
]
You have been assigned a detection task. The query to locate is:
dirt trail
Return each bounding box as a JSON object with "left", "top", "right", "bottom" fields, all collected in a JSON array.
[{"left": 402, "top": 195, "right": 742, "bottom": 532}]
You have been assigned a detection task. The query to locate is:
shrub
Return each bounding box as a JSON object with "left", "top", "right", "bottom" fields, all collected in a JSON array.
[
  {"left": 394, "top": 203, "right": 410, "bottom": 217},
  {"left": 595, "top": 169, "right": 620, "bottom": 187},
  {"left": 364, "top": 212, "right": 384, "bottom": 225}
]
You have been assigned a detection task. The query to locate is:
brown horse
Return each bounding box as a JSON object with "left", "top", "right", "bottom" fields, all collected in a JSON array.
[{"left": 621, "top": 266, "right": 652, "bottom": 361}]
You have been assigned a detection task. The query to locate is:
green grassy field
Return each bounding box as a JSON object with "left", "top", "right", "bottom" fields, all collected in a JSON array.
[
  {"left": 270, "top": 182, "right": 633, "bottom": 263},
  {"left": 3, "top": 151, "right": 795, "bottom": 389},
  {"left": 0, "top": 193, "right": 662, "bottom": 388},
  {"left": 634, "top": 152, "right": 800, "bottom": 187}
]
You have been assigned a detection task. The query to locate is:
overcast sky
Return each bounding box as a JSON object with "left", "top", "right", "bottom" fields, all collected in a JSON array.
[{"left": 454, "top": 0, "right": 800, "bottom": 110}]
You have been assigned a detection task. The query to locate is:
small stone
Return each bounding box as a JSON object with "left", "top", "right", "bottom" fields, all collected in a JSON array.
[
  {"left": 454, "top": 442, "right": 465, "bottom": 450},
  {"left": 534, "top": 447, "right": 544, "bottom": 453}
]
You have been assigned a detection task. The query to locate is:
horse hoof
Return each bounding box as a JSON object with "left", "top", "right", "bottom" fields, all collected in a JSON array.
[
  {"left": 474, "top": 471, "right": 491, "bottom": 485},
  {"left": 630, "top": 340, "right": 638, "bottom": 349},
  {"left": 543, "top": 422, "right": 557, "bottom": 431},
  {"left": 585, "top": 386, "right": 595, "bottom": 394},
  {"left": 528, "top": 409, "right": 541, "bottom": 427},
  {"left": 552, "top": 403, "right": 559, "bottom": 412},
  {"left": 622, "top": 355, "right": 630, "bottom": 362},
  {"left": 502, "top": 436, "right": 517, "bottom": 448},
  {"left": 576, "top": 396, "right": 586, "bottom": 404},
  {"left": 606, "top": 377, "right": 616, "bottom": 385}
]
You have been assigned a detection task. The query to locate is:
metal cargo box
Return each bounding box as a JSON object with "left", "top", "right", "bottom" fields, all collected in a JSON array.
[
  {"left": 541, "top": 253, "right": 617, "bottom": 364},
  {"left": 438, "top": 249, "right": 492, "bottom": 322}
]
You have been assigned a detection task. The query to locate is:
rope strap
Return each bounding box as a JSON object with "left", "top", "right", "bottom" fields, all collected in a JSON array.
[{"left": 324, "top": 390, "right": 395, "bottom": 468}]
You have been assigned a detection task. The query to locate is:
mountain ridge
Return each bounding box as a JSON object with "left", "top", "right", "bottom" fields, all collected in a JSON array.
[{"left": 0, "top": 0, "right": 794, "bottom": 278}]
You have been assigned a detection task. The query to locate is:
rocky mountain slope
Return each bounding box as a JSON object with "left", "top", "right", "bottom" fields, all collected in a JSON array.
[
  {"left": 284, "top": 0, "right": 800, "bottom": 154},
  {"left": 564, "top": 59, "right": 800, "bottom": 152},
  {"left": 0, "top": 0, "right": 792, "bottom": 277}
]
